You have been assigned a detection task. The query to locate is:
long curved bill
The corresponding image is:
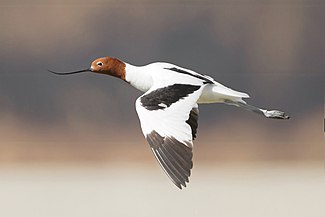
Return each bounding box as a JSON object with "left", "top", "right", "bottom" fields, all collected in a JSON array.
[{"left": 48, "top": 68, "right": 91, "bottom": 75}]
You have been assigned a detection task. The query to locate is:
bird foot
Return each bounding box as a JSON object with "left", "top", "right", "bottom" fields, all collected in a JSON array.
[{"left": 265, "top": 110, "right": 290, "bottom": 119}]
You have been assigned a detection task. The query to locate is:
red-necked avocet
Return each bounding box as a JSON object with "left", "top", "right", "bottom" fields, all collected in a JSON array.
[{"left": 49, "top": 56, "right": 289, "bottom": 189}]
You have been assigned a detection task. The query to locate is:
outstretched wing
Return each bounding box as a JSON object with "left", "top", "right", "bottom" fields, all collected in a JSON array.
[{"left": 135, "top": 83, "right": 203, "bottom": 189}]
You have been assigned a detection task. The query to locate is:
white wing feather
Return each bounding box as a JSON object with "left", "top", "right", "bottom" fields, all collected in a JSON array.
[{"left": 135, "top": 86, "right": 204, "bottom": 188}]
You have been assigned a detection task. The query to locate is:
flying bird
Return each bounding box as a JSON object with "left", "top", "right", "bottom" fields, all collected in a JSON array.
[{"left": 49, "top": 56, "right": 289, "bottom": 189}]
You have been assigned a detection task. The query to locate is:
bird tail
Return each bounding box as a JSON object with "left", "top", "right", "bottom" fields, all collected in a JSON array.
[{"left": 212, "top": 84, "right": 250, "bottom": 99}]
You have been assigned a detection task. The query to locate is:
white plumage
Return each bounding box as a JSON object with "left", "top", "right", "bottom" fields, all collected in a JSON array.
[{"left": 50, "top": 56, "right": 289, "bottom": 189}]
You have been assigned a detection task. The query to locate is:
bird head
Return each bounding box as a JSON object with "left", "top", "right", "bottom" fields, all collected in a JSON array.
[{"left": 49, "top": 56, "right": 126, "bottom": 80}]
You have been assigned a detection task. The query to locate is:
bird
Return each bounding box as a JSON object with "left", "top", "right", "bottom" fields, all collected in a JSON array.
[{"left": 49, "top": 56, "right": 289, "bottom": 189}]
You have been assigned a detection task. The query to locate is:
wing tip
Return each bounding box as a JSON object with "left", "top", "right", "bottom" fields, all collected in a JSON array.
[{"left": 147, "top": 130, "right": 193, "bottom": 189}]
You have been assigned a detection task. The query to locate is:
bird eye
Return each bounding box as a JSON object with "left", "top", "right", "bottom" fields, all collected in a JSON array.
[{"left": 97, "top": 61, "right": 103, "bottom": 67}]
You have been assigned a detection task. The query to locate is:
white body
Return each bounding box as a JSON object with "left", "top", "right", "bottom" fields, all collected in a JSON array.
[{"left": 125, "top": 62, "right": 249, "bottom": 103}]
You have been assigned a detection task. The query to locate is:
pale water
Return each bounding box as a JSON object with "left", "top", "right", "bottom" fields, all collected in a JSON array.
[{"left": 0, "top": 163, "right": 324, "bottom": 217}]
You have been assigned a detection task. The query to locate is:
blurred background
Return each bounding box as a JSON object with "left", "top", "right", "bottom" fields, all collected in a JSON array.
[{"left": 0, "top": 0, "right": 324, "bottom": 216}]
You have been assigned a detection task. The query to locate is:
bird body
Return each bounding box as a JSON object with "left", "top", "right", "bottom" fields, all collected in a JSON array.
[
  {"left": 125, "top": 62, "right": 249, "bottom": 103},
  {"left": 50, "top": 56, "right": 289, "bottom": 189}
]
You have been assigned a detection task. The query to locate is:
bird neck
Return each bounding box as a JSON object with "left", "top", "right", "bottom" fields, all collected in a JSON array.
[
  {"left": 104, "top": 57, "right": 126, "bottom": 80},
  {"left": 125, "top": 63, "right": 153, "bottom": 92}
]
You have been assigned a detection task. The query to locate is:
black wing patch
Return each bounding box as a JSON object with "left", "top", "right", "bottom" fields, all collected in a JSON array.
[
  {"left": 186, "top": 107, "right": 199, "bottom": 140},
  {"left": 166, "top": 67, "right": 214, "bottom": 84},
  {"left": 140, "top": 84, "right": 200, "bottom": 111},
  {"left": 146, "top": 130, "right": 193, "bottom": 189}
]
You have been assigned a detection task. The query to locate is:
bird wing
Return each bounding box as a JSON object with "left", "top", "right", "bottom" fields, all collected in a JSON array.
[{"left": 135, "top": 83, "right": 203, "bottom": 189}]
